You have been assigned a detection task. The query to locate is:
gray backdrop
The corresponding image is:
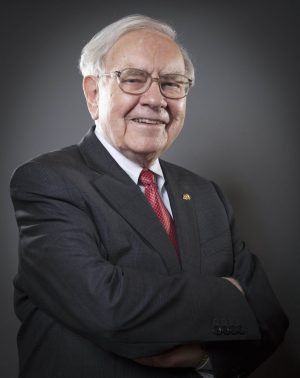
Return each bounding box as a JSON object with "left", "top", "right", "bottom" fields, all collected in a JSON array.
[{"left": 1, "top": 1, "right": 299, "bottom": 377}]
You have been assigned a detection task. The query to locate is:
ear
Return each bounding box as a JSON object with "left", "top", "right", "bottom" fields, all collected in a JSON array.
[{"left": 82, "top": 76, "right": 99, "bottom": 120}]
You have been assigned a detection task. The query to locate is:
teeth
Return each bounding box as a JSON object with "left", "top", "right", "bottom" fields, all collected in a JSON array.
[{"left": 132, "top": 118, "right": 165, "bottom": 125}]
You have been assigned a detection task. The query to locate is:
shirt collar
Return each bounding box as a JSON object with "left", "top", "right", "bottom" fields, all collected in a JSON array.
[{"left": 94, "top": 125, "right": 165, "bottom": 186}]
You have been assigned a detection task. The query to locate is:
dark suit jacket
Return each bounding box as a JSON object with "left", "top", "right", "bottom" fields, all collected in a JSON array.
[{"left": 10, "top": 126, "right": 288, "bottom": 378}]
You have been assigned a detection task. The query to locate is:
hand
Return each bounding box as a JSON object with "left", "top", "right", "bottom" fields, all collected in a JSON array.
[
  {"left": 223, "top": 277, "right": 244, "bottom": 294},
  {"left": 134, "top": 344, "right": 208, "bottom": 368}
]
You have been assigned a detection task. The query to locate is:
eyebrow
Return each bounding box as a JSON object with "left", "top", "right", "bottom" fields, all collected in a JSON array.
[{"left": 119, "top": 66, "right": 186, "bottom": 76}]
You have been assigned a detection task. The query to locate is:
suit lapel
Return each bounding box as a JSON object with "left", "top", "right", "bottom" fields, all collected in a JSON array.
[
  {"left": 162, "top": 161, "right": 202, "bottom": 273},
  {"left": 78, "top": 127, "right": 181, "bottom": 274}
]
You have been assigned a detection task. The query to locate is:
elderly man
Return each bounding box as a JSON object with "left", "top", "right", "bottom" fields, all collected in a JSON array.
[{"left": 10, "top": 15, "right": 288, "bottom": 378}]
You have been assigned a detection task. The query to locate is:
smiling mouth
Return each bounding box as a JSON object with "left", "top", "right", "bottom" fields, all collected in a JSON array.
[{"left": 131, "top": 118, "right": 167, "bottom": 125}]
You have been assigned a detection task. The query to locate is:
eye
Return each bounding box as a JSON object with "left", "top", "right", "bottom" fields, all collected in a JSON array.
[
  {"left": 163, "top": 81, "right": 181, "bottom": 88},
  {"left": 122, "top": 77, "right": 145, "bottom": 84},
  {"left": 120, "top": 69, "right": 148, "bottom": 84},
  {"left": 161, "top": 80, "right": 183, "bottom": 92},
  {"left": 160, "top": 74, "right": 189, "bottom": 92}
]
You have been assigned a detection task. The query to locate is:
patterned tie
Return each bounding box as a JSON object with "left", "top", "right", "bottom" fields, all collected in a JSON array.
[{"left": 139, "top": 169, "right": 179, "bottom": 256}]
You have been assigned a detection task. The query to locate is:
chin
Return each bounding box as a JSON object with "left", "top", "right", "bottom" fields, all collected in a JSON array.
[
  {"left": 137, "top": 137, "right": 167, "bottom": 152},
  {"left": 132, "top": 144, "right": 165, "bottom": 157}
]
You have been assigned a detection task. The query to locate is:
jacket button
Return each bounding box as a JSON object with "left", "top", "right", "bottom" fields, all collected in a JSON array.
[
  {"left": 213, "top": 325, "right": 223, "bottom": 335},
  {"left": 224, "top": 326, "right": 231, "bottom": 335}
]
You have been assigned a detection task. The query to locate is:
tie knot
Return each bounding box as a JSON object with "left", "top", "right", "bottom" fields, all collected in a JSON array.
[{"left": 139, "top": 169, "right": 155, "bottom": 186}]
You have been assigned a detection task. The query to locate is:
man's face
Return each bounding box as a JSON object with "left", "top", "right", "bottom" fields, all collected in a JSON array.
[{"left": 95, "top": 30, "right": 187, "bottom": 166}]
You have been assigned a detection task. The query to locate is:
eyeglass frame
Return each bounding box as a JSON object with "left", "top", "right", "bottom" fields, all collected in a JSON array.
[{"left": 96, "top": 68, "right": 193, "bottom": 99}]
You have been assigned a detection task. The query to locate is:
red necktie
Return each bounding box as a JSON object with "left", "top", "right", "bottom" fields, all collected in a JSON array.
[{"left": 139, "top": 169, "right": 179, "bottom": 256}]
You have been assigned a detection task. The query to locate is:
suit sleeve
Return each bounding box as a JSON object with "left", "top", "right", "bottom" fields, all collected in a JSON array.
[
  {"left": 206, "top": 183, "right": 289, "bottom": 377},
  {"left": 10, "top": 161, "right": 281, "bottom": 363}
]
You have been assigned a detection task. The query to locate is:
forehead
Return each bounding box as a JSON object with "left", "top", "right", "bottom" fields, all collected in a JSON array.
[{"left": 104, "top": 30, "right": 185, "bottom": 74}]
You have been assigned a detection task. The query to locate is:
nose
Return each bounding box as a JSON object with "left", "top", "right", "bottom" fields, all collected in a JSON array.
[{"left": 139, "top": 80, "right": 168, "bottom": 109}]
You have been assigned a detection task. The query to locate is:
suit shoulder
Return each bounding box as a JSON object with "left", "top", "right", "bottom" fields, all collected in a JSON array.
[
  {"left": 10, "top": 144, "right": 83, "bottom": 188},
  {"left": 19, "top": 144, "right": 82, "bottom": 168}
]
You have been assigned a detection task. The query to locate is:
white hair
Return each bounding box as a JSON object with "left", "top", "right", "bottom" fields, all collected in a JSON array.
[{"left": 79, "top": 14, "right": 195, "bottom": 84}]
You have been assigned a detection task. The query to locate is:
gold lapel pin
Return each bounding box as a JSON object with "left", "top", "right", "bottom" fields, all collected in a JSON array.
[{"left": 182, "top": 193, "right": 191, "bottom": 200}]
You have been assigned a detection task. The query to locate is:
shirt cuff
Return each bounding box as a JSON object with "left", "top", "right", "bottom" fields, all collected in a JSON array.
[{"left": 195, "top": 357, "right": 214, "bottom": 377}]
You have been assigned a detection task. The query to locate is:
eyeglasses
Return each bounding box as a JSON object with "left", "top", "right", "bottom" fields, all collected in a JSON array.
[{"left": 98, "top": 68, "right": 193, "bottom": 99}]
